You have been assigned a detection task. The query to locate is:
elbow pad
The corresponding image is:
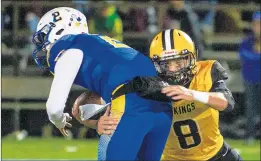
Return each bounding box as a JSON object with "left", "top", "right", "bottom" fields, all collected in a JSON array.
[{"left": 223, "top": 90, "right": 235, "bottom": 112}]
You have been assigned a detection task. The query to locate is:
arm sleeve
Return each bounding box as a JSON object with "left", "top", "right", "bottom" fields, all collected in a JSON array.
[
  {"left": 131, "top": 76, "right": 172, "bottom": 103},
  {"left": 210, "top": 61, "right": 235, "bottom": 112},
  {"left": 46, "top": 49, "right": 83, "bottom": 126},
  {"left": 211, "top": 61, "right": 229, "bottom": 82}
]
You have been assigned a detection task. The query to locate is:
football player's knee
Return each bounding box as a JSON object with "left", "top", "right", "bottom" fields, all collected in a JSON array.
[{"left": 226, "top": 149, "right": 243, "bottom": 161}]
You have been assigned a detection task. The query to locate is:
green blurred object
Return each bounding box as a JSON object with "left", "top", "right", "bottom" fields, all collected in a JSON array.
[
  {"left": 89, "top": 5, "right": 123, "bottom": 41},
  {"left": 2, "top": 137, "right": 260, "bottom": 160},
  {"left": 2, "top": 137, "right": 98, "bottom": 159}
]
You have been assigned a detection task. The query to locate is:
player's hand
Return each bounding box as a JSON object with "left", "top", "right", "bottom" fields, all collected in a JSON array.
[
  {"left": 57, "top": 113, "right": 72, "bottom": 137},
  {"left": 162, "top": 85, "right": 194, "bottom": 101},
  {"left": 72, "top": 99, "right": 83, "bottom": 124},
  {"left": 97, "top": 105, "right": 119, "bottom": 135}
]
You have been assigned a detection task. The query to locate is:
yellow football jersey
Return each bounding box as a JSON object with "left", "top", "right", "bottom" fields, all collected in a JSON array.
[{"left": 162, "top": 60, "right": 224, "bottom": 161}]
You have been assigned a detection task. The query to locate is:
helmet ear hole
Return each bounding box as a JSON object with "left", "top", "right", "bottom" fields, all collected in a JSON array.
[
  {"left": 152, "top": 55, "right": 160, "bottom": 61},
  {"left": 56, "top": 29, "right": 64, "bottom": 35}
]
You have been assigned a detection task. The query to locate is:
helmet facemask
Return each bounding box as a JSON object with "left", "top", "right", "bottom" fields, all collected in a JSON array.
[
  {"left": 32, "top": 22, "right": 60, "bottom": 69},
  {"left": 152, "top": 49, "right": 196, "bottom": 85}
]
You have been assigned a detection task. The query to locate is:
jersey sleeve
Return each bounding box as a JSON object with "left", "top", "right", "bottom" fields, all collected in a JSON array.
[
  {"left": 210, "top": 61, "right": 235, "bottom": 111},
  {"left": 46, "top": 49, "right": 84, "bottom": 127},
  {"left": 211, "top": 61, "right": 229, "bottom": 83},
  {"left": 48, "top": 35, "right": 78, "bottom": 73}
]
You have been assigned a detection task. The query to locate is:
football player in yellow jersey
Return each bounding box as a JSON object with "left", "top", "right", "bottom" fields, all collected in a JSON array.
[
  {"left": 148, "top": 29, "right": 242, "bottom": 161},
  {"left": 72, "top": 29, "right": 243, "bottom": 160}
]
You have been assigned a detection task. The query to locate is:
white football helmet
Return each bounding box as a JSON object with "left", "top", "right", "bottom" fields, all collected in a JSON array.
[{"left": 32, "top": 7, "right": 88, "bottom": 69}]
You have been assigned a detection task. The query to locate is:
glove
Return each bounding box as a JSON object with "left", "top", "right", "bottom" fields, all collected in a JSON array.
[
  {"left": 49, "top": 113, "right": 72, "bottom": 128},
  {"left": 131, "top": 76, "right": 172, "bottom": 102}
]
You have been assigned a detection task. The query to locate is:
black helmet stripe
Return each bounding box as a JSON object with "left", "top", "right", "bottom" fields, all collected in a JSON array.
[
  {"left": 162, "top": 30, "right": 166, "bottom": 50},
  {"left": 170, "top": 29, "right": 174, "bottom": 49}
]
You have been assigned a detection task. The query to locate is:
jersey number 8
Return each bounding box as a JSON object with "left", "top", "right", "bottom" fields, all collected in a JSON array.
[{"left": 173, "top": 119, "right": 201, "bottom": 149}]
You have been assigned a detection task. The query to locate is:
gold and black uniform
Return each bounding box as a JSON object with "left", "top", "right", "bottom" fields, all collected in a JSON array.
[{"left": 161, "top": 60, "right": 236, "bottom": 161}]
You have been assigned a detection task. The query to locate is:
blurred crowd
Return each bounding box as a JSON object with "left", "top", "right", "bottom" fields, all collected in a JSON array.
[
  {"left": 238, "top": 11, "right": 260, "bottom": 144},
  {"left": 2, "top": 0, "right": 259, "bottom": 62}
]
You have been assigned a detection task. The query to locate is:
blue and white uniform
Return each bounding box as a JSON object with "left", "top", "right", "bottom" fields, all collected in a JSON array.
[{"left": 46, "top": 34, "right": 172, "bottom": 160}]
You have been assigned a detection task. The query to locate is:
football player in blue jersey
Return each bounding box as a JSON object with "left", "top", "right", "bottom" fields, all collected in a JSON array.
[{"left": 32, "top": 7, "right": 172, "bottom": 160}]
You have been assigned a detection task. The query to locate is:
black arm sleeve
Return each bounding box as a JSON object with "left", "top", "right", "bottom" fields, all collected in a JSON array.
[
  {"left": 211, "top": 61, "right": 229, "bottom": 82},
  {"left": 210, "top": 61, "right": 235, "bottom": 111},
  {"left": 131, "top": 76, "right": 172, "bottom": 102}
]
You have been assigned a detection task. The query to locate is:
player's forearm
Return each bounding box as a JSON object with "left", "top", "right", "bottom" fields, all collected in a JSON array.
[
  {"left": 191, "top": 90, "right": 228, "bottom": 111},
  {"left": 46, "top": 99, "right": 64, "bottom": 125},
  {"left": 207, "top": 92, "right": 228, "bottom": 111},
  {"left": 46, "top": 76, "right": 70, "bottom": 126}
]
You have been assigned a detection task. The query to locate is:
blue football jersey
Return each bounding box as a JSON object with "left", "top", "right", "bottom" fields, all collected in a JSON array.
[{"left": 47, "top": 34, "right": 157, "bottom": 102}]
